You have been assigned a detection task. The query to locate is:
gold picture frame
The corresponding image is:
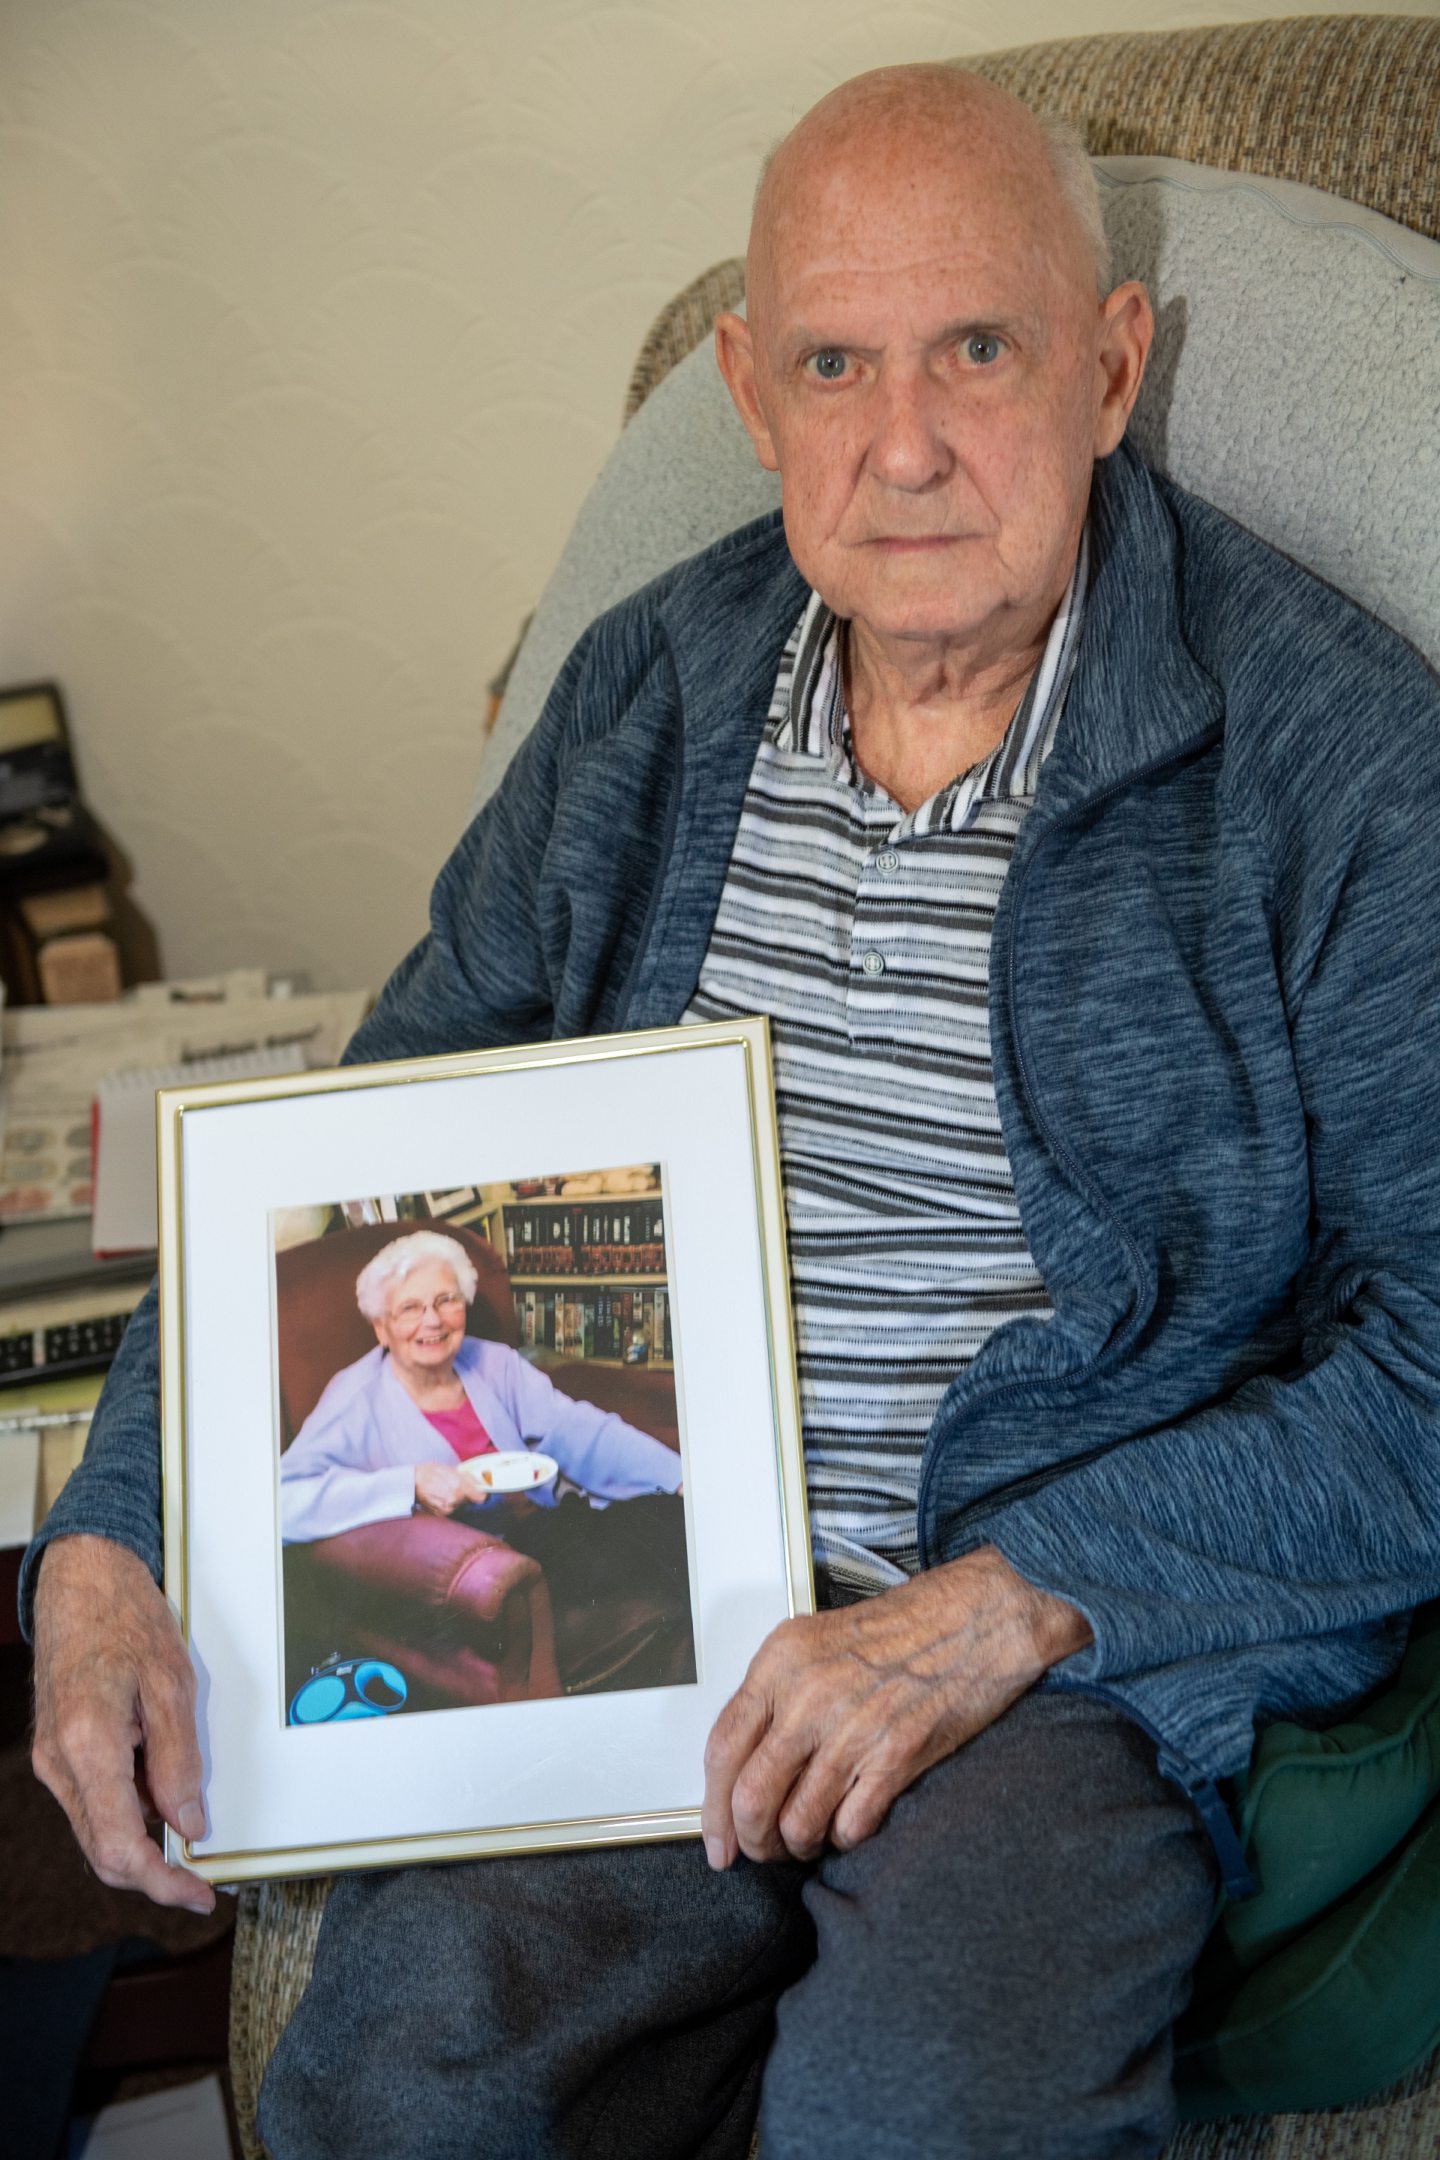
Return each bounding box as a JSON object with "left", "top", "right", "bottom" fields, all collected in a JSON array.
[{"left": 157, "top": 1017, "right": 810, "bottom": 1883}]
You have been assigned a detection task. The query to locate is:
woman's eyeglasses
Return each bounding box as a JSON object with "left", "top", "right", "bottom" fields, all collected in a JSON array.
[{"left": 389, "top": 1290, "right": 465, "bottom": 1329}]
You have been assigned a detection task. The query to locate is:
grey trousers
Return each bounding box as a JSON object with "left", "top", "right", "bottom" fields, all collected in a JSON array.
[{"left": 259, "top": 1692, "right": 1218, "bottom": 2160}]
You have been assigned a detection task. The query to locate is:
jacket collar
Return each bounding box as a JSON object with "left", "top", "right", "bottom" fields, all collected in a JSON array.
[
  {"left": 622, "top": 512, "right": 806, "bottom": 1028},
  {"left": 1029, "top": 441, "right": 1225, "bottom": 824},
  {"left": 659, "top": 506, "right": 807, "bottom": 746}
]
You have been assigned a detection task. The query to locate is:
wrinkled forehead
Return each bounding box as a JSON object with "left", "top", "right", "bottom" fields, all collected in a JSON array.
[{"left": 751, "top": 111, "right": 1081, "bottom": 333}]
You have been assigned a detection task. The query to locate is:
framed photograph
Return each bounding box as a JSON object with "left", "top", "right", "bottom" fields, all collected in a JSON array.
[{"left": 158, "top": 1017, "right": 810, "bottom": 1883}]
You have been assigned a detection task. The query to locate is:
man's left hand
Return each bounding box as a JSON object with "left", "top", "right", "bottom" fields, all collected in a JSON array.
[{"left": 701, "top": 1546, "right": 1092, "bottom": 1868}]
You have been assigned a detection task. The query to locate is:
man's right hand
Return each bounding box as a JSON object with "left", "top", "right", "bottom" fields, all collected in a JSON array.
[
  {"left": 31, "top": 1534, "right": 216, "bottom": 1914},
  {"left": 414, "top": 1462, "right": 474, "bottom": 1516}
]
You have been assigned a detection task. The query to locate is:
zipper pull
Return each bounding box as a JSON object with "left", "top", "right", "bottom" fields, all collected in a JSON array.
[{"left": 1169, "top": 1766, "right": 1256, "bottom": 1901}]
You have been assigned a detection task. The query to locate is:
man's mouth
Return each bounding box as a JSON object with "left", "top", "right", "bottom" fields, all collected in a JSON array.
[{"left": 868, "top": 534, "right": 963, "bottom": 551}]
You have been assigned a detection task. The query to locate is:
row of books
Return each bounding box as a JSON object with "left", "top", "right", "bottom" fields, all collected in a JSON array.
[
  {"left": 504, "top": 1198, "right": 666, "bottom": 1279},
  {"left": 514, "top": 1283, "right": 672, "bottom": 1363}
]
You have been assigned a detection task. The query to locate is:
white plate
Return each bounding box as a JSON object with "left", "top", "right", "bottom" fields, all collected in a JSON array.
[{"left": 457, "top": 1449, "right": 558, "bottom": 1495}]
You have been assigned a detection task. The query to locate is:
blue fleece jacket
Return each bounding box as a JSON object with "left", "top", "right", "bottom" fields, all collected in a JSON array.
[{"left": 22, "top": 442, "right": 1440, "bottom": 1830}]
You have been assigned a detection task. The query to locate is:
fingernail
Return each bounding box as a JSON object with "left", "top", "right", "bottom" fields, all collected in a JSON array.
[
  {"left": 704, "top": 1834, "right": 728, "bottom": 1870},
  {"left": 178, "top": 1801, "right": 205, "bottom": 1840}
]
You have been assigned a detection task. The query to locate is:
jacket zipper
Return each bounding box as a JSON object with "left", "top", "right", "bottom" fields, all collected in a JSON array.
[
  {"left": 915, "top": 718, "right": 1256, "bottom": 1900},
  {"left": 916, "top": 716, "right": 1225, "bottom": 1547}
]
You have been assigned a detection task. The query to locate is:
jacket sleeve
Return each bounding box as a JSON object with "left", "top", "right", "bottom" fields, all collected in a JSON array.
[
  {"left": 277, "top": 1408, "right": 421, "bottom": 1545},
  {"left": 14, "top": 639, "right": 597, "bottom": 1639},
  {"left": 495, "top": 1350, "right": 683, "bottom": 1501},
  {"left": 983, "top": 747, "right": 1440, "bottom": 1684}
]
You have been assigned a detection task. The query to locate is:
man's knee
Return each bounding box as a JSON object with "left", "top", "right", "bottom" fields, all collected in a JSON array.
[
  {"left": 758, "top": 1696, "right": 1216, "bottom": 2158},
  {"left": 759, "top": 1965, "right": 1180, "bottom": 2160}
]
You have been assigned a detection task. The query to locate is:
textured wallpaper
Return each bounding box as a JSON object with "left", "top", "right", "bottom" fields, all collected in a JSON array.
[{"left": 0, "top": 0, "right": 1406, "bottom": 991}]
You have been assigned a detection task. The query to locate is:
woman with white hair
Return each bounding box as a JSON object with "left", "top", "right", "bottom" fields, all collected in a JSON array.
[{"left": 279, "top": 1228, "right": 682, "bottom": 1545}]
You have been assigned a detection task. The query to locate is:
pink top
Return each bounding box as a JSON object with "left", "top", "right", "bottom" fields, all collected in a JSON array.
[{"left": 421, "top": 1397, "right": 499, "bottom": 1462}]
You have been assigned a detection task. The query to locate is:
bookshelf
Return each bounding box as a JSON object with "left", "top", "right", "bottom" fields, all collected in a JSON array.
[
  {"left": 504, "top": 1274, "right": 668, "bottom": 1288},
  {"left": 439, "top": 1179, "right": 674, "bottom": 1371}
]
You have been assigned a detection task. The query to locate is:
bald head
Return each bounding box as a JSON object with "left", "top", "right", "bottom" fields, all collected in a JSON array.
[{"left": 749, "top": 66, "right": 1110, "bottom": 331}]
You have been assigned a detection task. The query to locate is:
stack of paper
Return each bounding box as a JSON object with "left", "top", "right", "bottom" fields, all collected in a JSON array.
[
  {"left": 91, "top": 1045, "right": 300, "bottom": 1256},
  {"left": 0, "top": 972, "right": 369, "bottom": 1230},
  {"left": 0, "top": 1425, "right": 40, "bottom": 1544}
]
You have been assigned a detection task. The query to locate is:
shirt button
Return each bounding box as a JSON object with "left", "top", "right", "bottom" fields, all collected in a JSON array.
[
  {"left": 875, "top": 849, "right": 900, "bottom": 873},
  {"left": 860, "top": 950, "right": 885, "bottom": 977}
]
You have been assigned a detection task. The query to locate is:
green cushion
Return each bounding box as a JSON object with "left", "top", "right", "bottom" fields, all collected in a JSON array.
[{"left": 1176, "top": 1601, "right": 1440, "bottom": 2118}]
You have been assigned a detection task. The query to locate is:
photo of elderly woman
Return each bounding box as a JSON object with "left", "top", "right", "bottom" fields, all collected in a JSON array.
[{"left": 272, "top": 1169, "right": 695, "bottom": 1726}]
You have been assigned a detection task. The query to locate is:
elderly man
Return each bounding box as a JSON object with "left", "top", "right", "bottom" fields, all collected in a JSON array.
[{"left": 25, "top": 63, "right": 1440, "bottom": 2160}]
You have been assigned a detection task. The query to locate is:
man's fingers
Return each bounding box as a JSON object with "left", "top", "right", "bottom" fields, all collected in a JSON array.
[
  {"left": 776, "top": 1746, "right": 861, "bottom": 1861},
  {"left": 695, "top": 1559, "right": 1076, "bottom": 1872},
  {"left": 32, "top": 1538, "right": 214, "bottom": 1912},
  {"left": 701, "top": 1681, "right": 773, "bottom": 1867},
  {"left": 96, "top": 1821, "right": 215, "bottom": 1912},
  {"left": 69, "top": 1743, "right": 215, "bottom": 1912},
  {"left": 827, "top": 1721, "right": 957, "bottom": 1853},
  {"left": 728, "top": 1757, "right": 801, "bottom": 1863},
  {"left": 770, "top": 1712, "right": 923, "bottom": 1860},
  {"left": 830, "top": 1770, "right": 904, "bottom": 1854},
  {"left": 137, "top": 1664, "right": 206, "bottom": 1839}
]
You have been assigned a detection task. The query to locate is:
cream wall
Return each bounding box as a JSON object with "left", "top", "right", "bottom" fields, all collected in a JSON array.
[{"left": 0, "top": 0, "right": 1419, "bottom": 991}]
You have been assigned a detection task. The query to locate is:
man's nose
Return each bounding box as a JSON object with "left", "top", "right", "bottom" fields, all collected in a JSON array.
[{"left": 865, "top": 367, "right": 953, "bottom": 491}]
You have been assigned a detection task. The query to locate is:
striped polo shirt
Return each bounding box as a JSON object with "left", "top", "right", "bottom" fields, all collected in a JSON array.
[{"left": 684, "top": 534, "right": 1088, "bottom": 1601}]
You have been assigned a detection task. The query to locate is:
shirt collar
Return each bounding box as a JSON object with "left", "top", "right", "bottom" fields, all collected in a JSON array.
[{"left": 768, "top": 525, "right": 1090, "bottom": 834}]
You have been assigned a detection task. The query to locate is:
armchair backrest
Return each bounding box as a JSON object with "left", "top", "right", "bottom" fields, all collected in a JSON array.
[
  {"left": 621, "top": 17, "right": 1440, "bottom": 426},
  {"left": 481, "top": 14, "right": 1440, "bottom": 819}
]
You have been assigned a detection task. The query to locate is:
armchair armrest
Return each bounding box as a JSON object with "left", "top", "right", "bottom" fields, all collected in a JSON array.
[{"left": 283, "top": 1514, "right": 560, "bottom": 1710}]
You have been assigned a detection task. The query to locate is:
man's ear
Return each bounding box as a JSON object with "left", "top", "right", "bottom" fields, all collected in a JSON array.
[
  {"left": 715, "top": 311, "right": 779, "bottom": 474},
  {"left": 1092, "top": 281, "right": 1155, "bottom": 458}
]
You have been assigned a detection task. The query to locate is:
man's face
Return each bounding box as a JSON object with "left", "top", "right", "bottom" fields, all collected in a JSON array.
[{"left": 718, "top": 107, "right": 1149, "bottom": 658}]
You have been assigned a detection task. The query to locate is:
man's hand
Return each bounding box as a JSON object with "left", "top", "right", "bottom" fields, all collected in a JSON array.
[
  {"left": 414, "top": 1462, "right": 475, "bottom": 1516},
  {"left": 701, "top": 1546, "right": 1092, "bottom": 1868},
  {"left": 31, "top": 1534, "right": 216, "bottom": 1915}
]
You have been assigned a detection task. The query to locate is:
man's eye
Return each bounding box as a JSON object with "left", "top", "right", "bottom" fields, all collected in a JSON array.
[
  {"left": 964, "top": 334, "right": 1003, "bottom": 366},
  {"left": 806, "top": 349, "right": 850, "bottom": 381}
]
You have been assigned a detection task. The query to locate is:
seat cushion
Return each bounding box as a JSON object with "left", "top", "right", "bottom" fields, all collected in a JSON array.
[{"left": 1176, "top": 1604, "right": 1440, "bottom": 2118}]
